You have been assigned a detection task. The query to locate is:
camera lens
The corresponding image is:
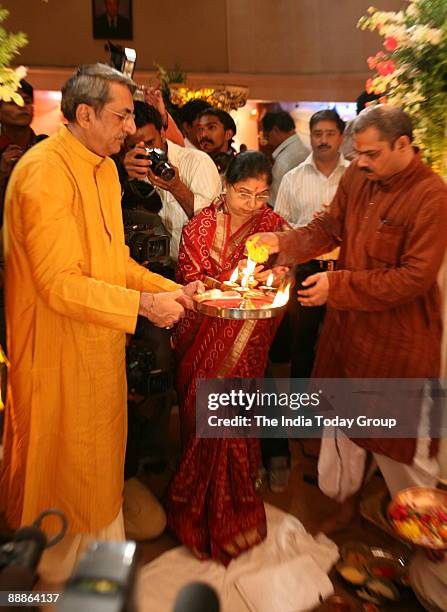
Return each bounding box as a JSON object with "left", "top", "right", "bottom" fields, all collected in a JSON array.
[
  {"left": 158, "top": 164, "right": 175, "bottom": 181},
  {"left": 146, "top": 148, "right": 175, "bottom": 182}
]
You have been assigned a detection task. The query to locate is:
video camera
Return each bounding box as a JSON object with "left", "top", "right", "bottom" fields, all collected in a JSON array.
[
  {"left": 126, "top": 343, "right": 171, "bottom": 397},
  {"left": 122, "top": 208, "right": 170, "bottom": 269},
  {"left": 104, "top": 43, "right": 175, "bottom": 477}
]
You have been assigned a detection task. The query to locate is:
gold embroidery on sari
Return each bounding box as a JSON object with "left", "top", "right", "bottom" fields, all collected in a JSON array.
[
  {"left": 217, "top": 320, "right": 257, "bottom": 376},
  {"left": 210, "top": 208, "right": 228, "bottom": 266}
]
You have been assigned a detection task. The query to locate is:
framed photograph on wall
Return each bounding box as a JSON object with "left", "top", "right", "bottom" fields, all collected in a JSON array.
[{"left": 92, "top": 0, "right": 133, "bottom": 40}]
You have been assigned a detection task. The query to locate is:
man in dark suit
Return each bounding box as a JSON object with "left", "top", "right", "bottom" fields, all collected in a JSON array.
[{"left": 94, "top": 0, "right": 132, "bottom": 40}]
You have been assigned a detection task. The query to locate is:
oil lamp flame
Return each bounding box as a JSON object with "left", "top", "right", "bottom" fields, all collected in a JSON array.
[
  {"left": 266, "top": 272, "right": 274, "bottom": 287},
  {"left": 229, "top": 267, "right": 239, "bottom": 283},
  {"left": 240, "top": 258, "right": 256, "bottom": 288},
  {"left": 272, "top": 281, "right": 291, "bottom": 307}
]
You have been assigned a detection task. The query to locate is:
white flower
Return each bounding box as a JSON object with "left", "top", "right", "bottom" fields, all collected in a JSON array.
[
  {"left": 409, "top": 25, "right": 443, "bottom": 46},
  {"left": 406, "top": 3, "right": 419, "bottom": 18},
  {"left": 14, "top": 65, "right": 27, "bottom": 80}
]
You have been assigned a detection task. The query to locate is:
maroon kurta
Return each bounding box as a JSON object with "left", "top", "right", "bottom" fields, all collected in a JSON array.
[{"left": 277, "top": 153, "right": 447, "bottom": 463}]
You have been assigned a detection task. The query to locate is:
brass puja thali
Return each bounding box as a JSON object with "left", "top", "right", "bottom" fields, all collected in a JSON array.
[
  {"left": 194, "top": 287, "right": 287, "bottom": 320},
  {"left": 193, "top": 257, "right": 291, "bottom": 320}
]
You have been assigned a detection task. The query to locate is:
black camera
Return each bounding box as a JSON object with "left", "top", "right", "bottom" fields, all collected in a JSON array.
[
  {"left": 124, "top": 223, "right": 170, "bottom": 264},
  {"left": 135, "top": 147, "right": 175, "bottom": 181},
  {"left": 126, "top": 344, "right": 155, "bottom": 396},
  {"left": 126, "top": 344, "right": 171, "bottom": 397},
  {"left": 123, "top": 208, "right": 170, "bottom": 267}
]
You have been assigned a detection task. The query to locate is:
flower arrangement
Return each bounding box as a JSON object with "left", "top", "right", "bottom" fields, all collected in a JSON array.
[
  {"left": 358, "top": 0, "right": 447, "bottom": 175},
  {"left": 0, "top": 6, "right": 28, "bottom": 104}
]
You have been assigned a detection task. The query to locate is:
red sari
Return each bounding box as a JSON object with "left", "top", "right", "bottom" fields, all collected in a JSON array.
[{"left": 166, "top": 198, "right": 288, "bottom": 564}]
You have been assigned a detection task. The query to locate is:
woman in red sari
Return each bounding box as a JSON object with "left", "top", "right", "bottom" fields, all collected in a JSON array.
[{"left": 166, "top": 152, "right": 289, "bottom": 565}]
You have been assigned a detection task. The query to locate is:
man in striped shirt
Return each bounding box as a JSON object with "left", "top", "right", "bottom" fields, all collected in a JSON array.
[{"left": 275, "top": 109, "right": 349, "bottom": 377}]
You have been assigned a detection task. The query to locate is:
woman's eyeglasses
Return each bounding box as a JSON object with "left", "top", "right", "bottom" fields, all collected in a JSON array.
[{"left": 233, "top": 187, "right": 270, "bottom": 204}]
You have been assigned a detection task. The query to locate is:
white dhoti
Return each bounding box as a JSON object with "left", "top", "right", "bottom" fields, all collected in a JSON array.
[
  {"left": 318, "top": 385, "right": 439, "bottom": 501},
  {"left": 37, "top": 509, "right": 125, "bottom": 584}
]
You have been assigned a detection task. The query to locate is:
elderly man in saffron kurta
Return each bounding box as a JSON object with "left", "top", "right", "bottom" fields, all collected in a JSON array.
[
  {"left": 251, "top": 105, "right": 447, "bottom": 529},
  {"left": 0, "top": 64, "right": 197, "bottom": 582}
]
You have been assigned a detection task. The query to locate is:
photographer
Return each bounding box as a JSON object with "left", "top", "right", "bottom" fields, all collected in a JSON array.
[{"left": 122, "top": 102, "right": 221, "bottom": 261}]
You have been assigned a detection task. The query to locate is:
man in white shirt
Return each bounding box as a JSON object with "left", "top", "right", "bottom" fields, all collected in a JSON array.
[
  {"left": 275, "top": 109, "right": 349, "bottom": 378},
  {"left": 261, "top": 110, "right": 309, "bottom": 206},
  {"left": 123, "top": 102, "right": 221, "bottom": 261}
]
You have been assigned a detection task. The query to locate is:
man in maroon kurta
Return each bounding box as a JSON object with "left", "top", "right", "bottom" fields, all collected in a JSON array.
[{"left": 251, "top": 106, "right": 447, "bottom": 520}]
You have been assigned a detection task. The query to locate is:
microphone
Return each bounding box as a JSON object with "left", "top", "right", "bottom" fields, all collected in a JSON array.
[{"left": 173, "top": 582, "right": 220, "bottom": 612}]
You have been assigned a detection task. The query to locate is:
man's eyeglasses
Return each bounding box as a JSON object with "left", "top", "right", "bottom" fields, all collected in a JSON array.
[
  {"left": 105, "top": 108, "right": 136, "bottom": 125},
  {"left": 233, "top": 187, "right": 270, "bottom": 204}
]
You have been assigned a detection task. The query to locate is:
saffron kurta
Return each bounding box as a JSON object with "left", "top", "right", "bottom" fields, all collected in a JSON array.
[
  {"left": 277, "top": 153, "right": 447, "bottom": 463},
  {"left": 0, "top": 126, "right": 179, "bottom": 534}
]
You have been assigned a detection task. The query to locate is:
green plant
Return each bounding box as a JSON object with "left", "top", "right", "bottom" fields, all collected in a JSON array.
[
  {"left": 0, "top": 6, "right": 28, "bottom": 104},
  {"left": 358, "top": 0, "right": 447, "bottom": 174}
]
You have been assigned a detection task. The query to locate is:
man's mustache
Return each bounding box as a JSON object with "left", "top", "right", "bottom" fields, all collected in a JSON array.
[
  {"left": 318, "top": 145, "right": 330, "bottom": 150},
  {"left": 360, "top": 166, "right": 373, "bottom": 173},
  {"left": 200, "top": 138, "right": 214, "bottom": 145}
]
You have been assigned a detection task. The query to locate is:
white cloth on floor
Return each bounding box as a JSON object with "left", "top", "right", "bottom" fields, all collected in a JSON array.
[
  {"left": 137, "top": 504, "right": 339, "bottom": 612},
  {"left": 236, "top": 554, "right": 334, "bottom": 612},
  {"left": 409, "top": 550, "right": 447, "bottom": 612},
  {"left": 318, "top": 426, "right": 367, "bottom": 502}
]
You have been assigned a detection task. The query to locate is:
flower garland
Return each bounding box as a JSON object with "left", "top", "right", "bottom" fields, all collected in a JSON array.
[{"left": 358, "top": 0, "right": 447, "bottom": 175}]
